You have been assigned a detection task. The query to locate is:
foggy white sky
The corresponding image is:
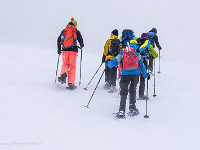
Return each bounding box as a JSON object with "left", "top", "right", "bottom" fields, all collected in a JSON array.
[{"left": 0, "top": 0, "right": 199, "bottom": 56}]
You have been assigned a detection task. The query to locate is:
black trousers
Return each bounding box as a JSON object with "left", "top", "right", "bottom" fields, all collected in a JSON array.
[
  {"left": 148, "top": 54, "right": 153, "bottom": 70},
  {"left": 105, "top": 63, "right": 117, "bottom": 86},
  {"left": 119, "top": 75, "right": 139, "bottom": 112},
  {"left": 139, "top": 59, "right": 147, "bottom": 96}
]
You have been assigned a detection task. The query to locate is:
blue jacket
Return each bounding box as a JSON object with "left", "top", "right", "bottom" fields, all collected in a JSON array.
[
  {"left": 107, "top": 50, "right": 148, "bottom": 78},
  {"left": 149, "top": 29, "right": 162, "bottom": 50}
]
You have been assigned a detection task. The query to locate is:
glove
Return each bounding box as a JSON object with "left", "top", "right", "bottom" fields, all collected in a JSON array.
[
  {"left": 147, "top": 73, "right": 150, "bottom": 80},
  {"left": 80, "top": 44, "right": 84, "bottom": 49},
  {"left": 159, "top": 47, "right": 162, "bottom": 50},
  {"left": 102, "top": 55, "right": 106, "bottom": 63}
]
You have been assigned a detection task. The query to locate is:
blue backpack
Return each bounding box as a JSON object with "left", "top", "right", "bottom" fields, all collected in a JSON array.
[
  {"left": 122, "top": 29, "right": 134, "bottom": 48},
  {"left": 148, "top": 32, "right": 156, "bottom": 39},
  {"left": 148, "top": 32, "right": 156, "bottom": 45}
]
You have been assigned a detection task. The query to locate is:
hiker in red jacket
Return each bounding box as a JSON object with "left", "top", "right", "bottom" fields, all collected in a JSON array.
[{"left": 57, "top": 18, "right": 84, "bottom": 90}]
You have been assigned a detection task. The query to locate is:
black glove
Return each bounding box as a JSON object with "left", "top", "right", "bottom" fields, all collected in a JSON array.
[
  {"left": 80, "top": 44, "right": 84, "bottom": 48},
  {"left": 159, "top": 47, "right": 162, "bottom": 50},
  {"left": 147, "top": 73, "right": 150, "bottom": 80},
  {"left": 102, "top": 55, "right": 106, "bottom": 63}
]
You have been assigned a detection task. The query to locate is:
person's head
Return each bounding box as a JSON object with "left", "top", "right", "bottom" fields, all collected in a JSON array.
[
  {"left": 151, "top": 28, "right": 157, "bottom": 34},
  {"left": 111, "top": 29, "right": 118, "bottom": 37},
  {"left": 69, "top": 17, "right": 77, "bottom": 28},
  {"left": 137, "top": 38, "right": 143, "bottom": 46},
  {"left": 141, "top": 33, "right": 148, "bottom": 39}
]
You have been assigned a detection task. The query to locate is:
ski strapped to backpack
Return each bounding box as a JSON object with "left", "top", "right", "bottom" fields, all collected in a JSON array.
[
  {"left": 60, "top": 25, "right": 77, "bottom": 48},
  {"left": 121, "top": 29, "right": 134, "bottom": 48},
  {"left": 122, "top": 42, "right": 139, "bottom": 71},
  {"left": 109, "top": 39, "right": 121, "bottom": 56}
]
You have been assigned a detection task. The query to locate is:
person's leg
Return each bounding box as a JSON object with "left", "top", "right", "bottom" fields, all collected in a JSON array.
[
  {"left": 58, "top": 51, "right": 69, "bottom": 83},
  {"left": 129, "top": 75, "right": 139, "bottom": 110},
  {"left": 105, "top": 63, "right": 110, "bottom": 83},
  {"left": 68, "top": 51, "right": 77, "bottom": 85},
  {"left": 139, "top": 60, "right": 147, "bottom": 97},
  {"left": 109, "top": 67, "right": 117, "bottom": 86},
  {"left": 119, "top": 75, "right": 130, "bottom": 113},
  {"left": 148, "top": 54, "right": 153, "bottom": 72},
  {"left": 139, "top": 73, "right": 145, "bottom": 97},
  {"left": 104, "top": 63, "right": 111, "bottom": 89},
  {"left": 108, "top": 67, "right": 117, "bottom": 92},
  {"left": 60, "top": 51, "right": 69, "bottom": 76}
]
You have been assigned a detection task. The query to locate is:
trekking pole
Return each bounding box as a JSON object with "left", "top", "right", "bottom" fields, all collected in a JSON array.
[
  {"left": 79, "top": 47, "right": 82, "bottom": 86},
  {"left": 84, "top": 63, "right": 103, "bottom": 90},
  {"left": 158, "top": 50, "right": 161, "bottom": 73},
  {"left": 55, "top": 54, "right": 60, "bottom": 83},
  {"left": 144, "top": 78, "right": 149, "bottom": 119},
  {"left": 153, "top": 59, "right": 157, "bottom": 97},
  {"left": 85, "top": 70, "right": 105, "bottom": 108},
  {"left": 144, "top": 52, "right": 149, "bottom": 119}
]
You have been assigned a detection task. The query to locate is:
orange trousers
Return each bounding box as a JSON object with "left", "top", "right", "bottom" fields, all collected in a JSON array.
[{"left": 60, "top": 51, "right": 77, "bottom": 85}]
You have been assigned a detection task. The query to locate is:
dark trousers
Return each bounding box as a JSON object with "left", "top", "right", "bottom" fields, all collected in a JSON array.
[
  {"left": 148, "top": 54, "right": 153, "bottom": 70},
  {"left": 139, "top": 59, "right": 147, "bottom": 96},
  {"left": 119, "top": 75, "right": 139, "bottom": 112},
  {"left": 105, "top": 63, "right": 117, "bottom": 86}
]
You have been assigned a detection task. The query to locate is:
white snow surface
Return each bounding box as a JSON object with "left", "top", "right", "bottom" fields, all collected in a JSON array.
[{"left": 0, "top": 0, "right": 200, "bottom": 150}]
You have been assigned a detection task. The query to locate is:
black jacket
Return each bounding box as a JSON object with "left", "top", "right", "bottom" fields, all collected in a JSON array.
[{"left": 57, "top": 28, "right": 84, "bottom": 53}]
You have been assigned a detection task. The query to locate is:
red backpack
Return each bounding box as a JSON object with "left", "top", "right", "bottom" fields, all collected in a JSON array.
[
  {"left": 61, "top": 25, "right": 77, "bottom": 48},
  {"left": 123, "top": 47, "right": 139, "bottom": 71}
]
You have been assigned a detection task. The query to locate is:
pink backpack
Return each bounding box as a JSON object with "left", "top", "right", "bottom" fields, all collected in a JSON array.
[{"left": 122, "top": 47, "right": 139, "bottom": 71}]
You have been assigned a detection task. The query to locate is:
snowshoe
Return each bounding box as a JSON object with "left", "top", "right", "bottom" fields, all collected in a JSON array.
[
  {"left": 108, "top": 85, "right": 117, "bottom": 93},
  {"left": 66, "top": 83, "right": 77, "bottom": 90},
  {"left": 103, "top": 82, "right": 111, "bottom": 90},
  {"left": 58, "top": 72, "right": 67, "bottom": 84},
  {"left": 115, "top": 111, "right": 125, "bottom": 119},
  {"left": 128, "top": 108, "right": 139, "bottom": 117}
]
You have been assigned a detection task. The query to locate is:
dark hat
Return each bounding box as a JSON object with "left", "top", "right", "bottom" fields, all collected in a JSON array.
[
  {"left": 111, "top": 29, "right": 118, "bottom": 36},
  {"left": 141, "top": 33, "right": 148, "bottom": 38},
  {"left": 151, "top": 28, "right": 157, "bottom": 34}
]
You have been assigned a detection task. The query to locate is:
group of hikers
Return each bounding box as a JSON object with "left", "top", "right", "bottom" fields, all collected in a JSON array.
[{"left": 57, "top": 18, "right": 162, "bottom": 118}]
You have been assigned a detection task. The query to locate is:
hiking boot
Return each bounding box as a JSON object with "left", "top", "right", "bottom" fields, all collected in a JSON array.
[
  {"left": 138, "top": 95, "right": 149, "bottom": 100},
  {"left": 67, "top": 83, "right": 77, "bottom": 90},
  {"left": 103, "top": 82, "right": 111, "bottom": 90},
  {"left": 108, "top": 85, "right": 116, "bottom": 93},
  {"left": 58, "top": 72, "right": 67, "bottom": 84},
  {"left": 116, "top": 110, "right": 125, "bottom": 119},
  {"left": 129, "top": 108, "right": 139, "bottom": 117}
]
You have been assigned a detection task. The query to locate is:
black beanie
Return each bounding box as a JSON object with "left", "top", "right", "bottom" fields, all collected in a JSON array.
[{"left": 112, "top": 29, "right": 118, "bottom": 36}]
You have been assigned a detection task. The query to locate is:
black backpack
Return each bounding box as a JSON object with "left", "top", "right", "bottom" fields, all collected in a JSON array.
[{"left": 109, "top": 39, "right": 121, "bottom": 56}]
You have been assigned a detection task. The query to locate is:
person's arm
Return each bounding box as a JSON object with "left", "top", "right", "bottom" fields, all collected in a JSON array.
[
  {"left": 103, "top": 40, "right": 109, "bottom": 56},
  {"left": 57, "top": 33, "right": 62, "bottom": 54},
  {"left": 149, "top": 45, "right": 158, "bottom": 59},
  {"left": 76, "top": 30, "right": 84, "bottom": 48},
  {"left": 138, "top": 59, "right": 148, "bottom": 78},
  {"left": 102, "top": 40, "right": 109, "bottom": 63},
  {"left": 107, "top": 51, "right": 123, "bottom": 68},
  {"left": 155, "top": 35, "right": 162, "bottom": 50}
]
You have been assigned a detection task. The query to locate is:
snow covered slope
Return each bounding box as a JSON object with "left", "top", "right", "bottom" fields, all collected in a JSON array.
[{"left": 0, "top": 0, "right": 200, "bottom": 150}]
